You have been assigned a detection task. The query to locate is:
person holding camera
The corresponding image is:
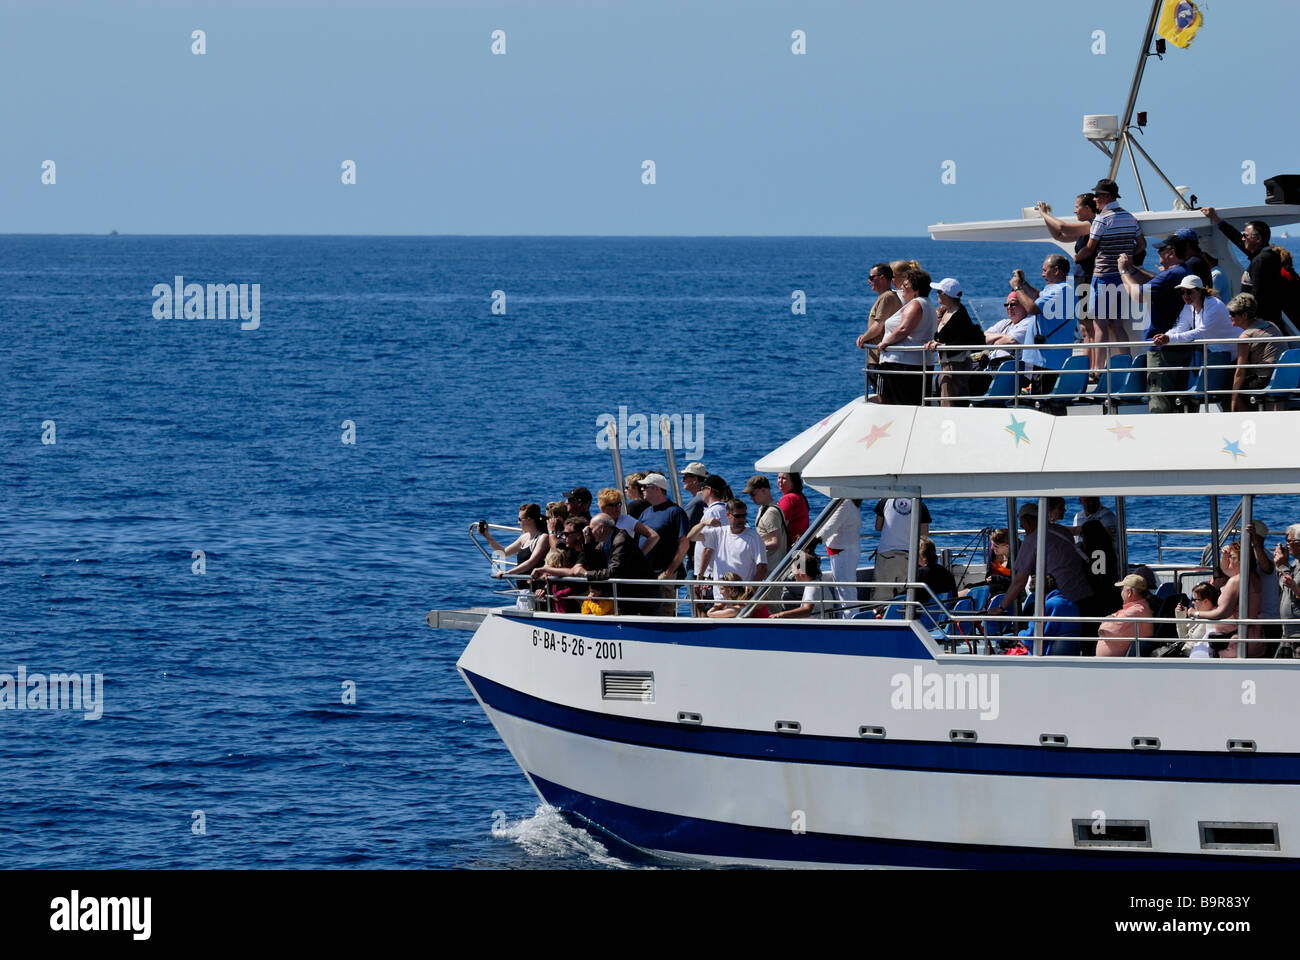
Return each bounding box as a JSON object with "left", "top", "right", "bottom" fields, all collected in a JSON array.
[
  {"left": 479, "top": 503, "right": 551, "bottom": 579},
  {"left": 1010, "top": 255, "right": 1074, "bottom": 391}
]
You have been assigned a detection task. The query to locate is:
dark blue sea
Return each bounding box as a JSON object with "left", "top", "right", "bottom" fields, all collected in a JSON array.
[{"left": 3, "top": 235, "right": 1297, "bottom": 869}]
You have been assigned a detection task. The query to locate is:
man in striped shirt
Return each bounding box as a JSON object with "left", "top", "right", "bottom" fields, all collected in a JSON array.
[{"left": 1072, "top": 178, "right": 1146, "bottom": 357}]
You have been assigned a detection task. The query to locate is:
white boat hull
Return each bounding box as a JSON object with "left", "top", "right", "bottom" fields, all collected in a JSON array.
[{"left": 459, "top": 610, "right": 1300, "bottom": 868}]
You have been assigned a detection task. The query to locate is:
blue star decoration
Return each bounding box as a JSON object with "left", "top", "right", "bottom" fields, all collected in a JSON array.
[
  {"left": 1222, "top": 438, "right": 1246, "bottom": 462},
  {"left": 1004, "top": 415, "right": 1030, "bottom": 447}
]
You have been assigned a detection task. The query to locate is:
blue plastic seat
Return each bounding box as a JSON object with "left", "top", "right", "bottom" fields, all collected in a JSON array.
[
  {"left": 1086, "top": 353, "right": 1131, "bottom": 401},
  {"left": 881, "top": 601, "right": 907, "bottom": 620},
  {"left": 1247, "top": 347, "right": 1300, "bottom": 407},
  {"left": 975, "top": 359, "right": 1019, "bottom": 406},
  {"left": 1103, "top": 352, "right": 1146, "bottom": 409},
  {"left": 1035, "top": 354, "right": 1091, "bottom": 409},
  {"left": 965, "top": 583, "right": 991, "bottom": 611},
  {"left": 934, "top": 596, "right": 976, "bottom": 653},
  {"left": 1171, "top": 355, "right": 1236, "bottom": 409},
  {"left": 982, "top": 592, "right": 1012, "bottom": 636}
]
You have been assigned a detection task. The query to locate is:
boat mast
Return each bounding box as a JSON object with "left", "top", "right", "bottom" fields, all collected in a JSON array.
[
  {"left": 1106, "top": 0, "right": 1163, "bottom": 186},
  {"left": 606, "top": 421, "right": 625, "bottom": 507},
  {"left": 660, "top": 417, "right": 685, "bottom": 506}
]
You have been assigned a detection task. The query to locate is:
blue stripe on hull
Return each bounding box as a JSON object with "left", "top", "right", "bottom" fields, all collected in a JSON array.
[
  {"left": 530, "top": 774, "right": 1297, "bottom": 869},
  {"left": 464, "top": 669, "right": 1300, "bottom": 784},
  {"left": 500, "top": 613, "right": 935, "bottom": 659}
]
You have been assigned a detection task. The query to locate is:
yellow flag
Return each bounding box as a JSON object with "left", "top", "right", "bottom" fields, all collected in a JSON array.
[{"left": 1158, "top": 0, "right": 1203, "bottom": 49}]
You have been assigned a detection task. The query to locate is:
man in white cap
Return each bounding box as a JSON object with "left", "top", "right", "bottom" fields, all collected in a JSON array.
[
  {"left": 679, "top": 462, "right": 708, "bottom": 573},
  {"left": 637, "top": 472, "right": 691, "bottom": 615}
]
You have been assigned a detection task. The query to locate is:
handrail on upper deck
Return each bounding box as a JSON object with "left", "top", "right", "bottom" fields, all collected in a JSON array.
[{"left": 865, "top": 335, "right": 1300, "bottom": 409}]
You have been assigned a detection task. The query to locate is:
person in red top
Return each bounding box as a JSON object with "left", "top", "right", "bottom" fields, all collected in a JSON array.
[{"left": 777, "top": 472, "right": 810, "bottom": 541}]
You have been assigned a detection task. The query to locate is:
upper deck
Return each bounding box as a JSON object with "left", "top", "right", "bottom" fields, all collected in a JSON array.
[{"left": 757, "top": 389, "right": 1298, "bottom": 501}]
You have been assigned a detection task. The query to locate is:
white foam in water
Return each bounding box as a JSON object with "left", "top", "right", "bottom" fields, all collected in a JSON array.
[{"left": 492, "top": 804, "right": 641, "bottom": 869}]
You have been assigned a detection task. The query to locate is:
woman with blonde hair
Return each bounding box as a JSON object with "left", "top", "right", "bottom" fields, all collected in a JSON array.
[
  {"left": 1227, "top": 293, "right": 1284, "bottom": 411},
  {"left": 876, "top": 266, "right": 939, "bottom": 405},
  {"left": 1187, "top": 541, "right": 1263, "bottom": 657},
  {"left": 706, "top": 572, "right": 771, "bottom": 619}
]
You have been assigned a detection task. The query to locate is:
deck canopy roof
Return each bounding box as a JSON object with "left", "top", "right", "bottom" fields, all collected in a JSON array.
[
  {"left": 757, "top": 401, "right": 1298, "bottom": 499},
  {"left": 928, "top": 203, "right": 1300, "bottom": 244}
]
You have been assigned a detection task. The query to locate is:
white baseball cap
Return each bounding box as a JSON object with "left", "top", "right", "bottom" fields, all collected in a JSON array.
[
  {"left": 931, "top": 277, "right": 962, "bottom": 298},
  {"left": 639, "top": 472, "right": 669, "bottom": 490}
]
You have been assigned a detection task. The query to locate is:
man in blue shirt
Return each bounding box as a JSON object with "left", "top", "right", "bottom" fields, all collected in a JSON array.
[
  {"left": 1120, "top": 235, "right": 1190, "bottom": 413},
  {"left": 1016, "top": 574, "right": 1082, "bottom": 656},
  {"left": 1011, "top": 253, "right": 1076, "bottom": 390}
]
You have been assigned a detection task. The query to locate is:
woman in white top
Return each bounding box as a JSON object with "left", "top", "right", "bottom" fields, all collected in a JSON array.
[
  {"left": 876, "top": 266, "right": 938, "bottom": 406},
  {"left": 1152, "top": 275, "right": 1236, "bottom": 361}
]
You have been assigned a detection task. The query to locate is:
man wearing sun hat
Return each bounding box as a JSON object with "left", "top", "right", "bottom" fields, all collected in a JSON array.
[{"left": 1074, "top": 178, "right": 1146, "bottom": 356}]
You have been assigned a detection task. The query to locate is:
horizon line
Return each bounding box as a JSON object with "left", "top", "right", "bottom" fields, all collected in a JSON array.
[{"left": 0, "top": 232, "right": 938, "bottom": 240}]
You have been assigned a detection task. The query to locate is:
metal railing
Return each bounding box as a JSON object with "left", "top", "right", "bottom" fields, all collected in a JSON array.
[
  {"left": 502, "top": 572, "right": 1300, "bottom": 660},
  {"left": 469, "top": 521, "right": 530, "bottom": 580},
  {"left": 865, "top": 335, "right": 1300, "bottom": 410}
]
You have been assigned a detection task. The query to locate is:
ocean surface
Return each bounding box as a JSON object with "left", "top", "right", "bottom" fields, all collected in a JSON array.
[{"left": 3, "top": 235, "right": 1297, "bottom": 869}]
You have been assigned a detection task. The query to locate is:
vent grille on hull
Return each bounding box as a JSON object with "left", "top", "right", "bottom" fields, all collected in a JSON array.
[{"left": 601, "top": 671, "right": 654, "bottom": 702}]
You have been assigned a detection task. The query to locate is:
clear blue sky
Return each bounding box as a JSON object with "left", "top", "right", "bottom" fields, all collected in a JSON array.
[{"left": 3, "top": 0, "right": 1294, "bottom": 235}]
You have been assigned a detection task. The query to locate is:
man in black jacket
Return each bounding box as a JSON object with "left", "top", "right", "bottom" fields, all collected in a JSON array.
[
  {"left": 537, "top": 513, "right": 656, "bottom": 615},
  {"left": 1202, "top": 209, "right": 1284, "bottom": 326}
]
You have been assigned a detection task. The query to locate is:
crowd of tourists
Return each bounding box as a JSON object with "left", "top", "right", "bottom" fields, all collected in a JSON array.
[
  {"left": 480, "top": 466, "right": 816, "bottom": 618},
  {"left": 981, "top": 499, "right": 1298, "bottom": 659},
  {"left": 856, "top": 178, "right": 1299, "bottom": 410},
  {"left": 479, "top": 483, "right": 1300, "bottom": 657}
]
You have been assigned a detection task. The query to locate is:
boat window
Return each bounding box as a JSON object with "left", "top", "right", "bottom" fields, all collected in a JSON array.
[
  {"left": 1073, "top": 819, "right": 1151, "bottom": 847},
  {"left": 1198, "top": 822, "right": 1279, "bottom": 851}
]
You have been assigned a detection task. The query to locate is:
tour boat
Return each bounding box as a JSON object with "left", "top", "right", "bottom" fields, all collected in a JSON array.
[{"left": 433, "top": 1, "right": 1300, "bottom": 867}]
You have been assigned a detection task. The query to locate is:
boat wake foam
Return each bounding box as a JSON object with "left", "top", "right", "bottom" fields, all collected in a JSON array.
[{"left": 491, "top": 803, "right": 642, "bottom": 869}]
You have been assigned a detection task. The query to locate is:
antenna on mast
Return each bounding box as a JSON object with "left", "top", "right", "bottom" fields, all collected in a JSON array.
[{"left": 1080, "top": 0, "right": 1192, "bottom": 212}]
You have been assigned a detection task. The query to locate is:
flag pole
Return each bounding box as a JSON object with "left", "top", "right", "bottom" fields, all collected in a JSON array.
[
  {"left": 1107, "top": 0, "right": 1164, "bottom": 184},
  {"left": 606, "top": 421, "right": 625, "bottom": 508},
  {"left": 661, "top": 418, "right": 685, "bottom": 506}
]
